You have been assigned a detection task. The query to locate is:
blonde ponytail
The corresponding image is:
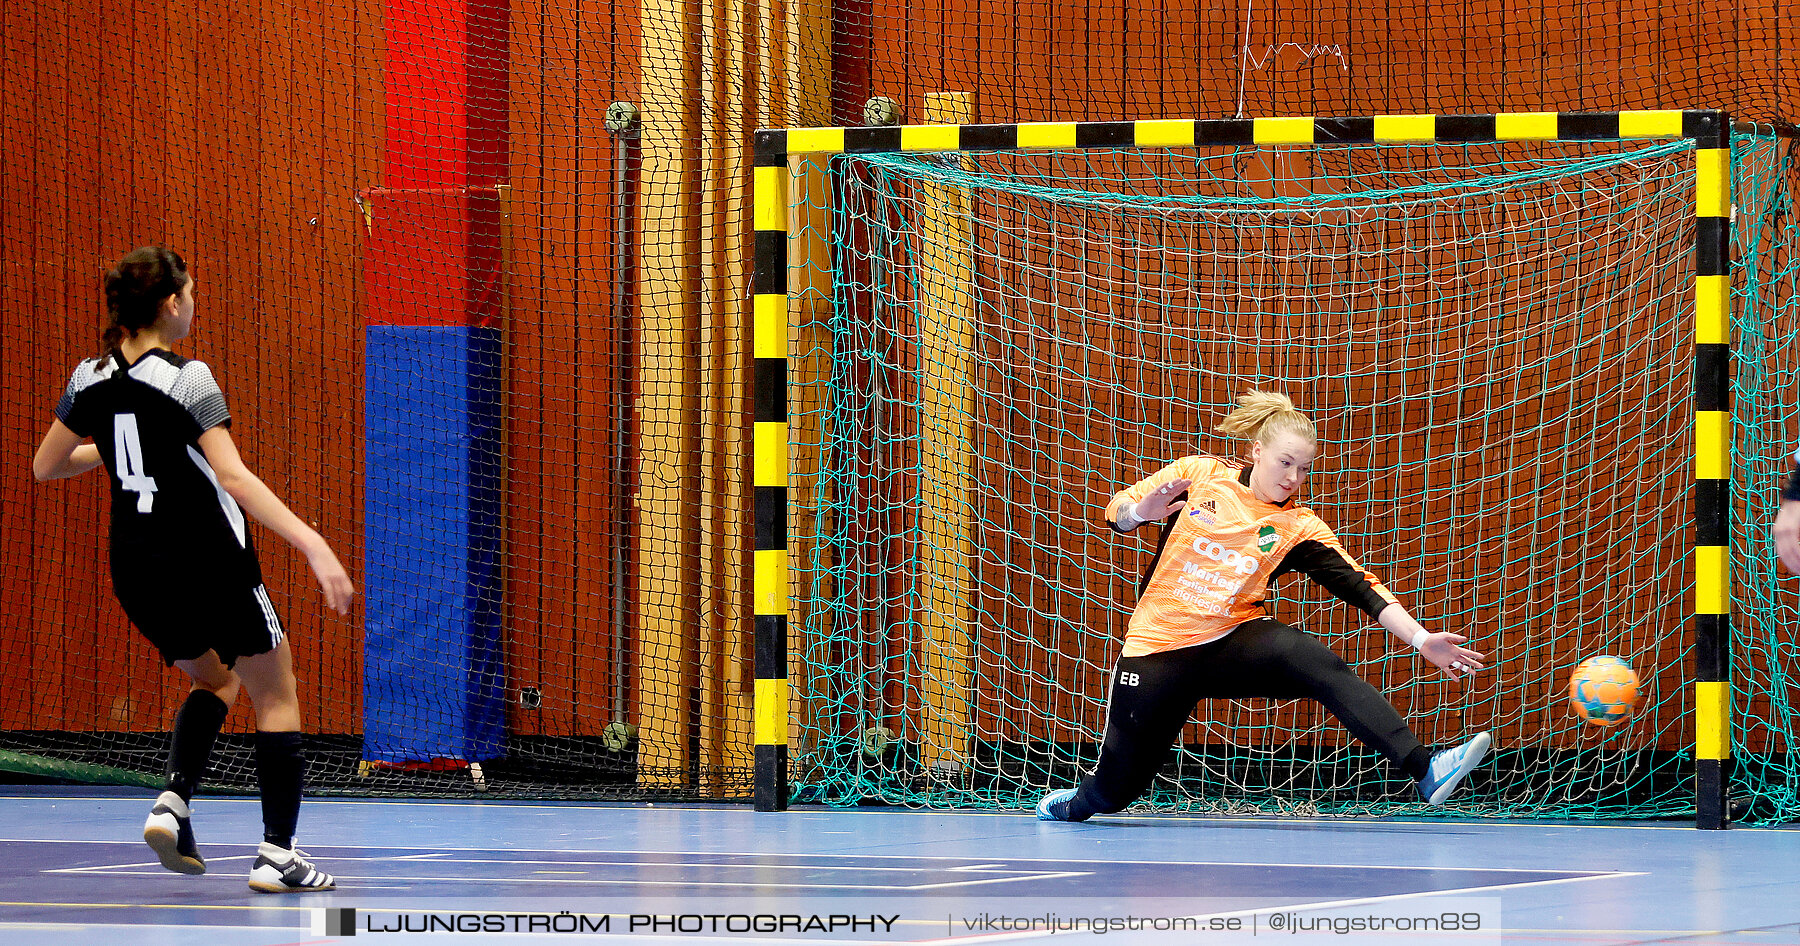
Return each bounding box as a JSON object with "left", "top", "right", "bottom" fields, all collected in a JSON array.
[{"left": 1214, "top": 390, "right": 1316, "bottom": 446}]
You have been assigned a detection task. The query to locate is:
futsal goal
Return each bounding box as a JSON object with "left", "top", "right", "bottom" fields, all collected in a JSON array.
[{"left": 750, "top": 110, "right": 1760, "bottom": 826}]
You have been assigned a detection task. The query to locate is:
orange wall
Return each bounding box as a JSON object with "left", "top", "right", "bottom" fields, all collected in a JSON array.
[
  {"left": 2, "top": 0, "right": 1791, "bottom": 753},
  {"left": 498, "top": 0, "right": 644, "bottom": 739},
  {"left": 0, "top": 0, "right": 653, "bottom": 742},
  {"left": 854, "top": 0, "right": 1795, "bottom": 126},
  {"left": 1, "top": 0, "right": 383, "bottom": 737},
  {"left": 0, "top": 0, "right": 383, "bottom": 735}
]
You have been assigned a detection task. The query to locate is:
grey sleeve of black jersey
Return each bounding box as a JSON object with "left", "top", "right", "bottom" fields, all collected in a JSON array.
[
  {"left": 55, "top": 361, "right": 100, "bottom": 435},
  {"left": 171, "top": 361, "right": 233, "bottom": 432}
]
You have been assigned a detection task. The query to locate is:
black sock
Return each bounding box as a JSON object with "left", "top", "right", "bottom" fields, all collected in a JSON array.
[
  {"left": 254, "top": 731, "right": 306, "bottom": 850},
  {"left": 1402, "top": 745, "right": 1433, "bottom": 782},
  {"left": 165, "top": 690, "right": 230, "bottom": 803}
]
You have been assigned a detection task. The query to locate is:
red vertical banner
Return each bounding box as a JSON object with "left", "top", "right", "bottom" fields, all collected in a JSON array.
[{"left": 368, "top": 0, "right": 509, "bottom": 329}]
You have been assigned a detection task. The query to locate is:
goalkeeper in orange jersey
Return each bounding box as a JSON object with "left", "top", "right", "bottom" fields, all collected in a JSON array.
[
  {"left": 1773, "top": 447, "right": 1800, "bottom": 574},
  {"left": 1037, "top": 390, "right": 1491, "bottom": 822}
]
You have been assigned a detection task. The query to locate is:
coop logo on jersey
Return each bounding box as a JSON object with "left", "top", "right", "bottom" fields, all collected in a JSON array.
[
  {"left": 1191, "top": 537, "right": 1259, "bottom": 576},
  {"left": 1257, "top": 525, "right": 1278, "bottom": 554}
]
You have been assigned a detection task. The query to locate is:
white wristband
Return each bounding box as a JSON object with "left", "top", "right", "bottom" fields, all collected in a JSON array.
[
  {"left": 1409, "top": 629, "right": 1430, "bottom": 651},
  {"left": 1114, "top": 503, "right": 1142, "bottom": 532}
]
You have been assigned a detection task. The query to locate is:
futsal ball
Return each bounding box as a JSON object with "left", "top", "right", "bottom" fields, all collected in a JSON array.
[
  {"left": 860, "top": 725, "right": 895, "bottom": 758},
  {"left": 863, "top": 95, "right": 900, "bottom": 127},
  {"left": 1569, "top": 655, "right": 1640, "bottom": 727}
]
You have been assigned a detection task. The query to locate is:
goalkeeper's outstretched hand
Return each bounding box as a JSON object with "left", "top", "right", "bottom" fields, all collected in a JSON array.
[
  {"left": 1135, "top": 478, "right": 1193, "bottom": 520},
  {"left": 1776, "top": 499, "right": 1800, "bottom": 575},
  {"left": 1419, "top": 632, "right": 1486, "bottom": 681}
]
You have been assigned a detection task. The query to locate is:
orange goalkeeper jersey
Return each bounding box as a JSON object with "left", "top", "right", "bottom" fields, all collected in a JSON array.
[{"left": 1107, "top": 455, "right": 1398, "bottom": 658}]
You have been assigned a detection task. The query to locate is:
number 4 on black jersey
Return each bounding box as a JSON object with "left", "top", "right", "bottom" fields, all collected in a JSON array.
[{"left": 56, "top": 349, "right": 282, "bottom": 665}]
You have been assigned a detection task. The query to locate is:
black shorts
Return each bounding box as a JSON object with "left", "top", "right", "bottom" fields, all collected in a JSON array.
[
  {"left": 1074, "top": 618, "right": 1428, "bottom": 812},
  {"left": 111, "top": 556, "right": 286, "bottom": 668}
]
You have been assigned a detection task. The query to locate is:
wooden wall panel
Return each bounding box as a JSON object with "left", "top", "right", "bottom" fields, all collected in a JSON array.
[
  {"left": 503, "top": 0, "right": 555, "bottom": 739},
  {"left": 62, "top": 0, "right": 108, "bottom": 733},
  {"left": 0, "top": 0, "right": 377, "bottom": 737},
  {"left": 573, "top": 0, "right": 626, "bottom": 739},
  {"left": 862, "top": 0, "right": 1796, "bottom": 123},
  {"left": 261, "top": 0, "right": 299, "bottom": 737},
  {"left": 290, "top": 0, "right": 326, "bottom": 730},
  {"left": 29, "top": 0, "right": 80, "bottom": 733},
  {"left": 0, "top": 0, "right": 25, "bottom": 730},
  {"left": 499, "top": 0, "right": 643, "bottom": 742},
  {"left": 1457, "top": 0, "right": 1509, "bottom": 114},
  {"left": 0, "top": 0, "right": 1791, "bottom": 780},
  {"left": 906, "top": 0, "right": 946, "bottom": 112}
]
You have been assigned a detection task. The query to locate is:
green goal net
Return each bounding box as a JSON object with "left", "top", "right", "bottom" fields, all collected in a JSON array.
[
  {"left": 784, "top": 130, "right": 1795, "bottom": 820},
  {"left": 1730, "top": 130, "right": 1800, "bottom": 825}
]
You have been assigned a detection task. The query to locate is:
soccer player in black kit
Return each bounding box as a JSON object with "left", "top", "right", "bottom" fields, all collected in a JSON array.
[{"left": 33, "top": 246, "right": 351, "bottom": 892}]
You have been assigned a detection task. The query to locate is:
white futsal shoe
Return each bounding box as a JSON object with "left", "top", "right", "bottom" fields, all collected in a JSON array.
[
  {"left": 142, "top": 791, "right": 206, "bottom": 875},
  {"left": 247, "top": 842, "right": 337, "bottom": 893}
]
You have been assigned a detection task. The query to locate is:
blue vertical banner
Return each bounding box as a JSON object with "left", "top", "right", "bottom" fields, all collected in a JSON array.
[{"left": 363, "top": 322, "right": 505, "bottom": 764}]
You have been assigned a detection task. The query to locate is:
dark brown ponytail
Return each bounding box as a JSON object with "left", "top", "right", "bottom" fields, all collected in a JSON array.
[{"left": 101, "top": 246, "right": 189, "bottom": 358}]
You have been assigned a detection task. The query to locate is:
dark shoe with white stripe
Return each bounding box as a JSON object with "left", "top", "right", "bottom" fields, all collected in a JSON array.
[
  {"left": 247, "top": 842, "right": 336, "bottom": 893},
  {"left": 143, "top": 791, "right": 205, "bottom": 875}
]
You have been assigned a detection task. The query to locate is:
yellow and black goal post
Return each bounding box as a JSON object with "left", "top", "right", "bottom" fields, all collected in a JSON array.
[{"left": 749, "top": 109, "right": 1733, "bottom": 826}]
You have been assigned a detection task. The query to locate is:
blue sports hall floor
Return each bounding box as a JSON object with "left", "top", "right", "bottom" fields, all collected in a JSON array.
[{"left": 0, "top": 786, "right": 1796, "bottom": 945}]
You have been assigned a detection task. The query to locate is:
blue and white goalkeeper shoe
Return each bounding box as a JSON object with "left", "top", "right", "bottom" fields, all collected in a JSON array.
[
  {"left": 1036, "top": 787, "right": 1078, "bottom": 821},
  {"left": 1419, "top": 731, "right": 1492, "bottom": 806}
]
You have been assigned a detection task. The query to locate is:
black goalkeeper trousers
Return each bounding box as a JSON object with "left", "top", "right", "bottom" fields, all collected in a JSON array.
[{"left": 1072, "top": 617, "right": 1424, "bottom": 815}]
